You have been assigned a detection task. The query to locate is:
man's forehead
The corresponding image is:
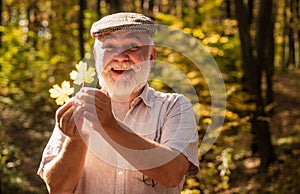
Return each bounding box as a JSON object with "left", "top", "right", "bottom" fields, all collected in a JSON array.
[{"left": 100, "top": 31, "right": 150, "bottom": 43}]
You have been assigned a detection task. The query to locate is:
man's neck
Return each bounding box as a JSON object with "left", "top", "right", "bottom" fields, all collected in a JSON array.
[
  {"left": 109, "top": 85, "right": 146, "bottom": 108},
  {"left": 110, "top": 88, "right": 142, "bottom": 120}
]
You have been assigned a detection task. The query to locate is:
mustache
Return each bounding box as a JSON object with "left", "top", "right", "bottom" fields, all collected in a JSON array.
[{"left": 101, "top": 62, "right": 146, "bottom": 73}]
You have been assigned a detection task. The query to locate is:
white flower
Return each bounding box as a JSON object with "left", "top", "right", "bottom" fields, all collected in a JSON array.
[
  {"left": 49, "top": 81, "right": 74, "bottom": 105},
  {"left": 70, "top": 61, "right": 96, "bottom": 85}
]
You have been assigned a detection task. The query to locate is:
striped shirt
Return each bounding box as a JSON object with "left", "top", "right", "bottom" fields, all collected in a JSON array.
[{"left": 38, "top": 85, "right": 199, "bottom": 194}]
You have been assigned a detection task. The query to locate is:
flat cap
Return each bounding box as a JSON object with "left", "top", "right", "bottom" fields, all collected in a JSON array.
[{"left": 90, "top": 12, "right": 155, "bottom": 39}]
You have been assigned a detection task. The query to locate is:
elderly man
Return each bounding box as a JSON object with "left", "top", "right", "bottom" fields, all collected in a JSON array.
[{"left": 38, "top": 12, "right": 199, "bottom": 194}]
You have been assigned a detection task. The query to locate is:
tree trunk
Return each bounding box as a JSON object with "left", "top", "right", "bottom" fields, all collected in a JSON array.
[
  {"left": 291, "top": 0, "right": 300, "bottom": 68},
  {"left": 79, "top": 0, "right": 86, "bottom": 59},
  {"left": 253, "top": 0, "right": 275, "bottom": 171},
  {"left": 27, "top": 1, "right": 39, "bottom": 48},
  {"left": 96, "top": 0, "right": 101, "bottom": 19},
  {"left": 234, "top": 0, "right": 257, "bottom": 96},
  {"left": 225, "top": 0, "right": 231, "bottom": 18},
  {"left": 265, "top": 3, "right": 275, "bottom": 105},
  {"left": 281, "top": 0, "right": 290, "bottom": 72},
  {"left": 141, "top": 0, "right": 145, "bottom": 11},
  {"left": 148, "top": 0, "right": 154, "bottom": 14},
  {"left": 247, "top": 0, "right": 254, "bottom": 24},
  {"left": 108, "top": 0, "right": 122, "bottom": 13},
  {"left": 141, "top": 0, "right": 154, "bottom": 16},
  {"left": 234, "top": 0, "right": 275, "bottom": 172}
]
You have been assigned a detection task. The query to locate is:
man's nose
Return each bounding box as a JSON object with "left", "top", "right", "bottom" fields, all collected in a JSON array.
[{"left": 113, "top": 49, "right": 129, "bottom": 62}]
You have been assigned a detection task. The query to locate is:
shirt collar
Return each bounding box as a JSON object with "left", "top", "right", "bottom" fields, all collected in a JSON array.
[{"left": 131, "top": 84, "right": 152, "bottom": 108}]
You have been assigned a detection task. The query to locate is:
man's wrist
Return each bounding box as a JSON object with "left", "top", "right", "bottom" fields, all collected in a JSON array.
[{"left": 66, "top": 136, "right": 86, "bottom": 147}]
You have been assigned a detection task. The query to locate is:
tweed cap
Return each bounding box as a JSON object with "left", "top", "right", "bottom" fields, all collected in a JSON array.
[{"left": 90, "top": 12, "right": 155, "bottom": 39}]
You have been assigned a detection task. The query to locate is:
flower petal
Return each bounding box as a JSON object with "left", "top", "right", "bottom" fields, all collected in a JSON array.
[
  {"left": 49, "top": 85, "right": 61, "bottom": 98},
  {"left": 61, "top": 81, "right": 71, "bottom": 88},
  {"left": 78, "top": 61, "right": 87, "bottom": 73},
  {"left": 49, "top": 81, "right": 74, "bottom": 105},
  {"left": 70, "top": 70, "right": 78, "bottom": 80}
]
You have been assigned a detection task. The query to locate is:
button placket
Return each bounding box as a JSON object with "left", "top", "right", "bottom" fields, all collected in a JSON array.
[{"left": 115, "top": 156, "right": 125, "bottom": 194}]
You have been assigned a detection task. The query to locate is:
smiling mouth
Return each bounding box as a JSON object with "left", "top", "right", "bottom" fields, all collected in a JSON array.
[{"left": 111, "top": 66, "right": 133, "bottom": 75}]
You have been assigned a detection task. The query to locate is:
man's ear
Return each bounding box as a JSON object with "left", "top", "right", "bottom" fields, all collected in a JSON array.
[
  {"left": 150, "top": 47, "right": 156, "bottom": 67},
  {"left": 150, "top": 46, "right": 156, "bottom": 60}
]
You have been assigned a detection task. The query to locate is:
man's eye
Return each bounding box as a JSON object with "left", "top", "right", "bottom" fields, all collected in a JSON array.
[
  {"left": 103, "top": 44, "right": 115, "bottom": 50},
  {"left": 128, "top": 43, "right": 139, "bottom": 51}
]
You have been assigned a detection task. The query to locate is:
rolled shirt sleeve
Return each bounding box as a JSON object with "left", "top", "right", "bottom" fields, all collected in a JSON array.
[
  {"left": 159, "top": 94, "right": 199, "bottom": 176},
  {"left": 37, "top": 124, "right": 66, "bottom": 177}
]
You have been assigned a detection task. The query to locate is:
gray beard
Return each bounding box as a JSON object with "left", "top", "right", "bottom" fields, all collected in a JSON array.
[{"left": 98, "top": 62, "right": 150, "bottom": 103}]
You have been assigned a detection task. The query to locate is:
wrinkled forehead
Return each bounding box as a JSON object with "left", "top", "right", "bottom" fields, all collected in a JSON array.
[{"left": 97, "top": 31, "right": 154, "bottom": 46}]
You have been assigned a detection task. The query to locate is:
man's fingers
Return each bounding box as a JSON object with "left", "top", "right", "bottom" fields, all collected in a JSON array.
[
  {"left": 83, "top": 110, "right": 103, "bottom": 131},
  {"left": 84, "top": 110, "right": 99, "bottom": 123},
  {"left": 56, "top": 98, "right": 74, "bottom": 122},
  {"left": 68, "top": 106, "right": 84, "bottom": 136},
  {"left": 79, "top": 87, "right": 109, "bottom": 101},
  {"left": 83, "top": 103, "right": 105, "bottom": 116},
  {"left": 59, "top": 108, "right": 70, "bottom": 133},
  {"left": 76, "top": 91, "right": 110, "bottom": 111},
  {"left": 59, "top": 105, "right": 80, "bottom": 136}
]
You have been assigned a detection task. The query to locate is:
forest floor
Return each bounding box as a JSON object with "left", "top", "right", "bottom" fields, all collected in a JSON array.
[
  {"left": 2, "top": 70, "right": 300, "bottom": 194},
  {"left": 218, "top": 69, "right": 300, "bottom": 194}
]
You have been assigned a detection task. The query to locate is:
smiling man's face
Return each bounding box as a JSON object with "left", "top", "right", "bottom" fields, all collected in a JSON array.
[{"left": 94, "top": 31, "right": 156, "bottom": 100}]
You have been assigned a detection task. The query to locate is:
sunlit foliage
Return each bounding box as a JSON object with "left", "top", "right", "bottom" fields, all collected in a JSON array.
[{"left": 1, "top": 0, "right": 299, "bottom": 193}]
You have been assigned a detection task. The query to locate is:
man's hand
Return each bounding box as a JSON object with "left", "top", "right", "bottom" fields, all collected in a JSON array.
[
  {"left": 55, "top": 98, "right": 85, "bottom": 142},
  {"left": 75, "top": 87, "right": 118, "bottom": 132}
]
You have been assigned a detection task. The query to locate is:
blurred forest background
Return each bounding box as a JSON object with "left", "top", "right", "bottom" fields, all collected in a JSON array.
[{"left": 1, "top": 0, "right": 300, "bottom": 193}]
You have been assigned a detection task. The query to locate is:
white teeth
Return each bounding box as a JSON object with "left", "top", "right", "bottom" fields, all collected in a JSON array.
[
  {"left": 112, "top": 66, "right": 131, "bottom": 71},
  {"left": 102, "top": 63, "right": 134, "bottom": 73}
]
